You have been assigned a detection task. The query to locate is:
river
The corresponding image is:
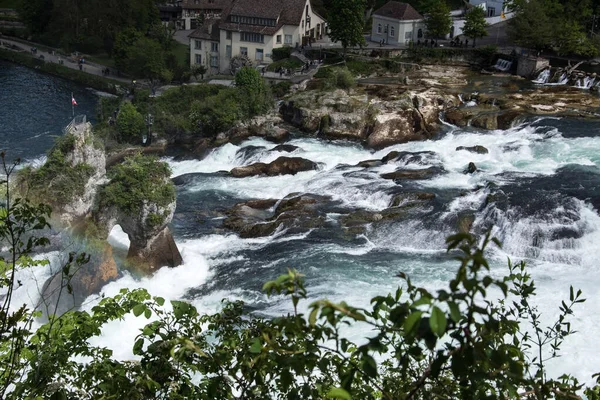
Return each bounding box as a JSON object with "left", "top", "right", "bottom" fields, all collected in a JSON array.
[{"left": 3, "top": 61, "right": 600, "bottom": 385}]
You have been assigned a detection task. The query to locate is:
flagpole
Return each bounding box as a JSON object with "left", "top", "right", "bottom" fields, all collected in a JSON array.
[{"left": 71, "top": 92, "right": 74, "bottom": 118}]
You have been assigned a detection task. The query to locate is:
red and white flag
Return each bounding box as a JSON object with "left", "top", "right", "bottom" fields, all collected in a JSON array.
[{"left": 71, "top": 96, "right": 77, "bottom": 106}]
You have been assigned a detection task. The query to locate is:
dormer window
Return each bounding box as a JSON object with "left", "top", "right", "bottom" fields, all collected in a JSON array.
[{"left": 230, "top": 15, "right": 276, "bottom": 26}]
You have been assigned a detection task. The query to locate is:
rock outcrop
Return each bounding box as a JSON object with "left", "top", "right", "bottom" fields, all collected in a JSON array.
[
  {"left": 456, "top": 145, "right": 489, "bottom": 154},
  {"left": 230, "top": 156, "right": 318, "bottom": 177},
  {"left": 280, "top": 87, "right": 458, "bottom": 149}
]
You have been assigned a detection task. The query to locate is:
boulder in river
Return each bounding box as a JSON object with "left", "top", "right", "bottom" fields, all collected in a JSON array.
[
  {"left": 464, "top": 162, "right": 478, "bottom": 174},
  {"left": 230, "top": 156, "right": 318, "bottom": 177},
  {"left": 456, "top": 145, "right": 489, "bottom": 154},
  {"left": 380, "top": 167, "right": 444, "bottom": 181}
]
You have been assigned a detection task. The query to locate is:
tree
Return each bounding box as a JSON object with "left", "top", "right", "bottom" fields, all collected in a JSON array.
[
  {"left": 425, "top": 0, "right": 453, "bottom": 38},
  {"left": 325, "top": 0, "right": 367, "bottom": 54},
  {"left": 116, "top": 102, "right": 145, "bottom": 142},
  {"left": 234, "top": 66, "right": 272, "bottom": 116},
  {"left": 126, "top": 37, "right": 172, "bottom": 87},
  {"left": 508, "top": 0, "right": 554, "bottom": 53},
  {"left": 556, "top": 20, "right": 599, "bottom": 56},
  {"left": 462, "top": 6, "right": 488, "bottom": 47},
  {"left": 191, "top": 65, "right": 208, "bottom": 81}
]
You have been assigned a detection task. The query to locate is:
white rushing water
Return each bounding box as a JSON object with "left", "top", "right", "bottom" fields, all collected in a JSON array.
[{"left": 10, "top": 117, "right": 600, "bottom": 385}]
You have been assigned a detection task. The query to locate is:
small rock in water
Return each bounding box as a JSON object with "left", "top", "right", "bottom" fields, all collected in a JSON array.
[
  {"left": 456, "top": 145, "right": 489, "bottom": 154},
  {"left": 464, "top": 162, "right": 477, "bottom": 174}
]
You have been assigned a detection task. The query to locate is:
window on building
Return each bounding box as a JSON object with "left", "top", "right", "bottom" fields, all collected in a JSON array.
[
  {"left": 230, "top": 15, "right": 276, "bottom": 26},
  {"left": 240, "top": 32, "right": 264, "bottom": 43},
  {"left": 276, "top": 35, "right": 282, "bottom": 44},
  {"left": 284, "top": 34, "right": 293, "bottom": 45},
  {"left": 390, "top": 26, "right": 395, "bottom": 37},
  {"left": 226, "top": 45, "right": 232, "bottom": 58},
  {"left": 302, "top": 19, "right": 304, "bottom": 28},
  {"left": 195, "top": 54, "right": 202, "bottom": 64},
  {"left": 194, "top": 40, "right": 201, "bottom": 49},
  {"left": 211, "top": 55, "right": 219, "bottom": 67},
  {"left": 211, "top": 42, "right": 219, "bottom": 52},
  {"left": 256, "top": 48, "right": 264, "bottom": 61},
  {"left": 377, "top": 23, "right": 382, "bottom": 34},
  {"left": 240, "top": 47, "right": 248, "bottom": 56},
  {"left": 418, "top": 28, "right": 423, "bottom": 38},
  {"left": 488, "top": 7, "right": 496, "bottom": 16},
  {"left": 226, "top": 30, "right": 232, "bottom": 39}
]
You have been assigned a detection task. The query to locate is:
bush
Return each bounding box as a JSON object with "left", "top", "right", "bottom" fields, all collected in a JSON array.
[
  {"left": 189, "top": 88, "right": 243, "bottom": 136},
  {"left": 345, "top": 59, "right": 378, "bottom": 76},
  {"left": 325, "top": 68, "right": 355, "bottom": 90},
  {"left": 99, "top": 153, "right": 175, "bottom": 214},
  {"left": 271, "top": 81, "right": 292, "bottom": 98},
  {"left": 266, "top": 57, "right": 303, "bottom": 72},
  {"left": 116, "top": 102, "right": 145, "bottom": 143},
  {"left": 17, "top": 134, "right": 96, "bottom": 206},
  {"left": 271, "top": 46, "right": 293, "bottom": 61}
]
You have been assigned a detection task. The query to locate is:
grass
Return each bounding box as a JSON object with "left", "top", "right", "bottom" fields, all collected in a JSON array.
[{"left": 172, "top": 42, "right": 190, "bottom": 68}]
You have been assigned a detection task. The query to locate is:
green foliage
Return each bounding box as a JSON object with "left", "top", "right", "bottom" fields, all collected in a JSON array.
[
  {"left": 189, "top": 88, "right": 244, "bottom": 136},
  {"left": 125, "top": 37, "right": 171, "bottom": 84},
  {"left": 266, "top": 57, "right": 304, "bottom": 72},
  {"left": 425, "top": 0, "right": 453, "bottom": 38},
  {"left": 462, "top": 6, "right": 489, "bottom": 47},
  {"left": 191, "top": 64, "right": 208, "bottom": 80},
  {"left": 235, "top": 66, "right": 272, "bottom": 117},
  {"left": 99, "top": 154, "right": 175, "bottom": 214},
  {"left": 271, "top": 81, "right": 293, "bottom": 98},
  {"left": 116, "top": 101, "right": 145, "bottom": 143},
  {"left": 271, "top": 46, "right": 293, "bottom": 61},
  {"left": 325, "top": 0, "right": 367, "bottom": 52},
  {"left": 345, "top": 59, "right": 378, "bottom": 76},
  {"left": 330, "top": 68, "right": 356, "bottom": 89},
  {"left": 508, "top": 0, "right": 554, "bottom": 52},
  {"left": 18, "top": 134, "right": 96, "bottom": 206},
  {"left": 556, "top": 20, "right": 599, "bottom": 57},
  {"left": 473, "top": 45, "right": 499, "bottom": 67},
  {"left": 234, "top": 66, "right": 263, "bottom": 89}
]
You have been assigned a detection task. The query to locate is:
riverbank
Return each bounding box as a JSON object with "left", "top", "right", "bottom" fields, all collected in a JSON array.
[{"left": 0, "top": 47, "right": 126, "bottom": 94}]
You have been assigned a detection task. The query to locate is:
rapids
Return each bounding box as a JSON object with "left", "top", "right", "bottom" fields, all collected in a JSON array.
[{"left": 3, "top": 60, "right": 600, "bottom": 385}]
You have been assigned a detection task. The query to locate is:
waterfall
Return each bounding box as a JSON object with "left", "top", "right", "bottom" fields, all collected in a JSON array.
[
  {"left": 575, "top": 76, "right": 595, "bottom": 89},
  {"left": 557, "top": 73, "right": 568, "bottom": 85},
  {"left": 532, "top": 69, "right": 550, "bottom": 84},
  {"left": 493, "top": 58, "right": 513, "bottom": 72}
]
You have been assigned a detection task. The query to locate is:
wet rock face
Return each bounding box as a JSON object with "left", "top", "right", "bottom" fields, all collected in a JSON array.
[
  {"left": 380, "top": 167, "right": 445, "bottom": 181},
  {"left": 456, "top": 145, "right": 489, "bottom": 154},
  {"left": 230, "top": 156, "right": 318, "bottom": 178},
  {"left": 464, "top": 162, "right": 478, "bottom": 174},
  {"left": 389, "top": 192, "right": 436, "bottom": 207},
  {"left": 223, "top": 194, "right": 330, "bottom": 238},
  {"left": 41, "top": 243, "right": 118, "bottom": 317}
]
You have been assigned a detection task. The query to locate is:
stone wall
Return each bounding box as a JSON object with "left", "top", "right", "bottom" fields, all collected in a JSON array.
[{"left": 517, "top": 56, "right": 549, "bottom": 78}]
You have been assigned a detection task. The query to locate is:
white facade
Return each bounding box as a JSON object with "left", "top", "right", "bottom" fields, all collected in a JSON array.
[
  {"left": 370, "top": 15, "right": 426, "bottom": 46},
  {"left": 192, "top": 0, "right": 325, "bottom": 74},
  {"left": 190, "top": 39, "right": 221, "bottom": 74},
  {"left": 469, "top": 0, "right": 506, "bottom": 17}
]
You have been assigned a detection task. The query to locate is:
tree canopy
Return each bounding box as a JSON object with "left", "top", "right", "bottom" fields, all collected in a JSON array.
[
  {"left": 325, "top": 0, "right": 367, "bottom": 53},
  {"left": 425, "top": 0, "right": 453, "bottom": 38},
  {"left": 462, "top": 6, "right": 488, "bottom": 47}
]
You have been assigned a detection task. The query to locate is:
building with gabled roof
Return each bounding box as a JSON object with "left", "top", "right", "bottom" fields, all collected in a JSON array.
[
  {"left": 181, "top": 0, "right": 234, "bottom": 29},
  {"left": 371, "top": 1, "right": 425, "bottom": 45},
  {"left": 189, "top": 0, "right": 326, "bottom": 75}
]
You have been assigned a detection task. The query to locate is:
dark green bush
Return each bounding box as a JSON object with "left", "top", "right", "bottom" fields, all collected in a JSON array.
[
  {"left": 266, "top": 57, "right": 303, "bottom": 72},
  {"left": 271, "top": 46, "right": 293, "bottom": 61},
  {"left": 271, "top": 81, "right": 292, "bottom": 98},
  {"left": 345, "top": 59, "right": 378, "bottom": 76},
  {"left": 116, "top": 102, "right": 145, "bottom": 143}
]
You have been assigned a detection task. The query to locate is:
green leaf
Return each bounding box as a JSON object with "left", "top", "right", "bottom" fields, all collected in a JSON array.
[
  {"left": 429, "top": 306, "right": 447, "bottom": 337},
  {"left": 309, "top": 308, "right": 318, "bottom": 326},
  {"left": 144, "top": 308, "right": 152, "bottom": 319},
  {"left": 448, "top": 302, "right": 461, "bottom": 323},
  {"left": 403, "top": 311, "right": 422, "bottom": 334},
  {"left": 327, "top": 387, "right": 352, "bottom": 399},
  {"left": 155, "top": 296, "right": 165, "bottom": 306},
  {"left": 133, "top": 338, "right": 144, "bottom": 354},
  {"left": 249, "top": 337, "right": 262, "bottom": 354},
  {"left": 132, "top": 303, "right": 146, "bottom": 317}
]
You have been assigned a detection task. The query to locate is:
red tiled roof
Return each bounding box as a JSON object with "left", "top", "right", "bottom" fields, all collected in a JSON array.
[{"left": 373, "top": 1, "right": 423, "bottom": 21}]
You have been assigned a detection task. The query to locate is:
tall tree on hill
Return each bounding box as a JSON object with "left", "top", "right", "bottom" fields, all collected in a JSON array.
[
  {"left": 461, "top": 6, "right": 488, "bottom": 47},
  {"left": 326, "top": 0, "right": 367, "bottom": 55},
  {"left": 507, "top": 0, "right": 554, "bottom": 53},
  {"left": 425, "top": 0, "right": 452, "bottom": 38}
]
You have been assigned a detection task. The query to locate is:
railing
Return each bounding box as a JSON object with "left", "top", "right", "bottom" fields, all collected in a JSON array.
[{"left": 63, "top": 114, "right": 87, "bottom": 134}]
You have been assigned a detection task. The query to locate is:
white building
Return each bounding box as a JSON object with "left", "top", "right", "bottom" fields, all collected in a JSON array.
[
  {"left": 181, "top": 0, "right": 232, "bottom": 30},
  {"left": 370, "top": 1, "right": 426, "bottom": 46},
  {"left": 189, "top": 0, "right": 325, "bottom": 75}
]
